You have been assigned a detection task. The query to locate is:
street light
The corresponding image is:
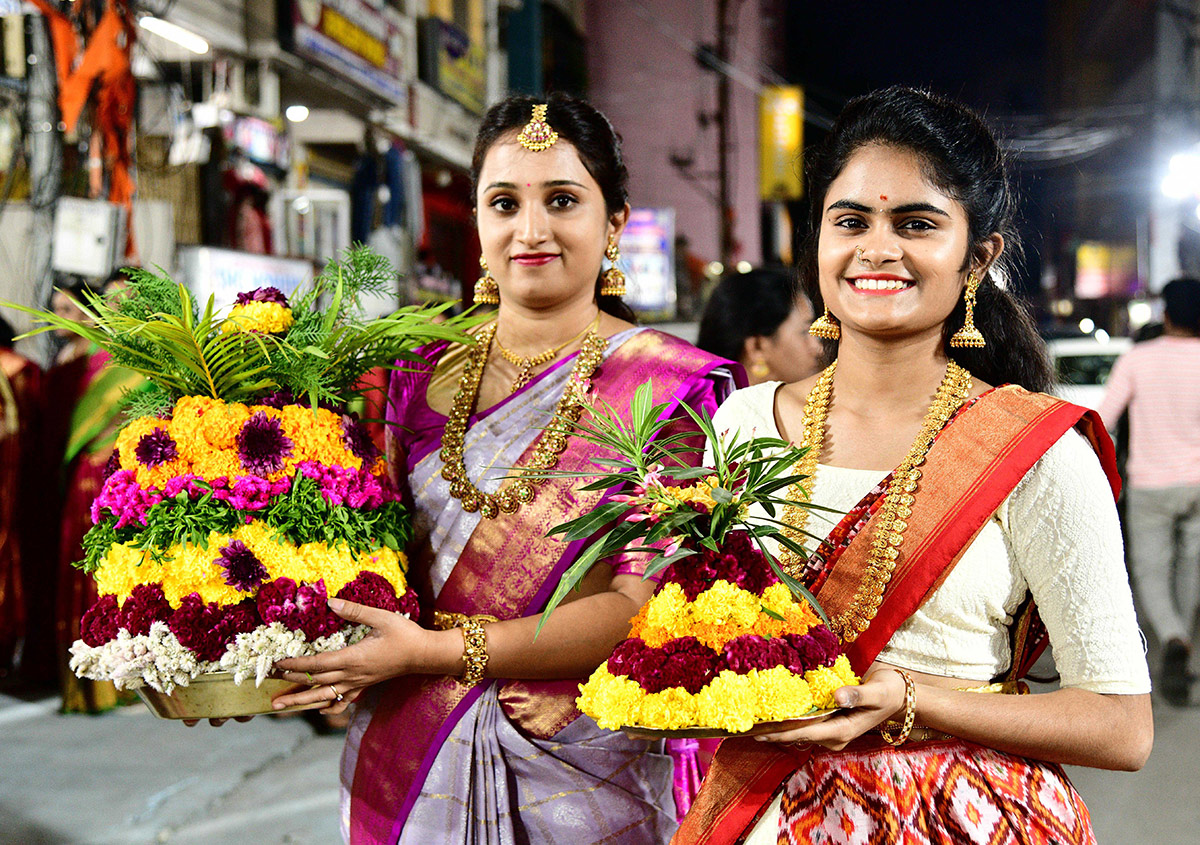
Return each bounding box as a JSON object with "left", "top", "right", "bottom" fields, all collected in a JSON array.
[
  {"left": 285, "top": 105, "right": 310, "bottom": 123},
  {"left": 138, "top": 16, "right": 209, "bottom": 55},
  {"left": 1162, "top": 150, "right": 1200, "bottom": 199},
  {"left": 1078, "top": 318, "right": 1095, "bottom": 334}
]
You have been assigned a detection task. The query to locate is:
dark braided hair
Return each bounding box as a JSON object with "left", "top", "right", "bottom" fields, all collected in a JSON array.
[
  {"left": 470, "top": 92, "right": 636, "bottom": 322},
  {"left": 800, "top": 86, "right": 1053, "bottom": 392}
]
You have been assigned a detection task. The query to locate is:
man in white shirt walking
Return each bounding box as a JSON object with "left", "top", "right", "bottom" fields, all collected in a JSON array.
[{"left": 1100, "top": 278, "right": 1200, "bottom": 707}]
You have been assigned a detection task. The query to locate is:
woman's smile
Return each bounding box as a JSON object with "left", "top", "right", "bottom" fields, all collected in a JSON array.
[
  {"left": 512, "top": 252, "right": 560, "bottom": 266},
  {"left": 846, "top": 272, "right": 915, "bottom": 294}
]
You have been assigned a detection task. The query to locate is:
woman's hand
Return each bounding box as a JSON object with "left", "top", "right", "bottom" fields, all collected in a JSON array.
[
  {"left": 753, "top": 667, "right": 907, "bottom": 751},
  {"left": 271, "top": 598, "right": 450, "bottom": 715}
]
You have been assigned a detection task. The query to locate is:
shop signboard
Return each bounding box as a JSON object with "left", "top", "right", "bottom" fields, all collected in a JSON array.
[
  {"left": 1075, "top": 241, "right": 1139, "bottom": 299},
  {"left": 620, "top": 208, "right": 676, "bottom": 321},
  {"left": 280, "top": 0, "right": 412, "bottom": 106},
  {"left": 760, "top": 85, "right": 804, "bottom": 201},
  {"left": 177, "top": 246, "right": 313, "bottom": 311},
  {"left": 417, "top": 16, "right": 486, "bottom": 114}
]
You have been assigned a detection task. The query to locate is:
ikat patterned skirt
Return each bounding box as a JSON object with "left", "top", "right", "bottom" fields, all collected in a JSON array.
[{"left": 778, "top": 737, "right": 1095, "bottom": 845}]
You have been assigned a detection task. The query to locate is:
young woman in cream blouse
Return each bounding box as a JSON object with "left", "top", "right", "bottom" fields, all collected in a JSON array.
[{"left": 675, "top": 87, "right": 1152, "bottom": 845}]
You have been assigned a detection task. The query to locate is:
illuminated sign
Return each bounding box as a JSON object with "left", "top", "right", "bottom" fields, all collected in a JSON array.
[
  {"left": 759, "top": 85, "right": 804, "bottom": 201},
  {"left": 281, "top": 0, "right": 413, "bottom": 105},
  {"left": 620, "top": 208, "right": 677, "bottom": 320},
  {"left": 418, "top": 16, "right": 486, "bottom": 115}
]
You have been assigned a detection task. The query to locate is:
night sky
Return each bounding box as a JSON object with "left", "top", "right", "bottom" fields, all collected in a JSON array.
[{"left": 781, "top": 0, "right": 1051, "bottom": 296}]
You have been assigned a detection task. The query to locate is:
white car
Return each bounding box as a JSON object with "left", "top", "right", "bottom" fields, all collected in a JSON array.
[{"left": 1046, "top": 336, "right": 1133, "bottom": 410}]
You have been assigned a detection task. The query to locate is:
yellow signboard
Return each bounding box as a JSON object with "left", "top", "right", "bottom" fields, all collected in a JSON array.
[{"left": 760, "top": 86, "right": 804, "bottom": 201}]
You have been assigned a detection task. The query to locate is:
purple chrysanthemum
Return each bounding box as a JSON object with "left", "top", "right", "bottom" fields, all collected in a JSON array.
[
  {"left": 341, "top": 415, "right": 380, "bottom": 463},
  {"left": 235, "top": 286, "right": 289, "bottom": 306},
  {"left": 134, "top": 428, "right": 179, "bottom": 468},
  {"left": 217, "top": 540, "right": 269, "bottom": 592},
  {"left": 236, "top": 411, "right": 294, "bottom": 475},
  {"left": 256, "top": 389, "right": 297, "bottom": 409},
  {"left": 102, "top": 450, "right": 122, "bottom": 481}
]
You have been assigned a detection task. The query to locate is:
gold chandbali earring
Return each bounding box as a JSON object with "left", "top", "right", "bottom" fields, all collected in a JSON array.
[
  {"left": 517, "top": 104, "right": 559, "bottom": 152},
  {"left": 599, "top": 235, "right": 626, "bottom": 297},
  {"left": 749, "top": 358, "right": 771, "bottom": 381},
  {"left": 950, "top": 272, "right": 986, "bottom": 348},
  {"left": 474, "top": 255, "right": 499, "bottom": 305},
  {"left": 809, "top": 306, "right": 840, "bottom": 340}
]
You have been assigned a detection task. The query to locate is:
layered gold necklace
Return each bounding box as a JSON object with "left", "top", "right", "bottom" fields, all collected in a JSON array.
[
  {"left": 439, "top": 320, "right": 607, "bottom": 519},
  {"left": 494, "top": 315, "right": 600, "bottom": 393},
  {"left": 780, "top": 359, "right": 973, "bottom": 642}
]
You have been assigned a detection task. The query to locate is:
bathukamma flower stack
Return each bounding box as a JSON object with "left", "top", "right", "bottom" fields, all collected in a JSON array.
[{"left": 577, "top": 530, "right": 856, "bottom": 733}]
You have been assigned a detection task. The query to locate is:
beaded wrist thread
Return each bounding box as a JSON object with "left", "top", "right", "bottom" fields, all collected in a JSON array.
[
  {"left": 458, "top": 618, "right": 490, "bottom": 687},
  {"left": 879, "top": 668, "right": 916, "bottom": 746}
]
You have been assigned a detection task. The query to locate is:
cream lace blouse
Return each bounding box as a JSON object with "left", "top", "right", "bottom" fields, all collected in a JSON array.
[{"left": 710, "top": 382, "right": 1150, "bottom": 694}]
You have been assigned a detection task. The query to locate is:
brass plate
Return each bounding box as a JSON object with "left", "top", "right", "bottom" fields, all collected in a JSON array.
[
  {"left": 135, "top": 671, "right": 324, "bottom": 720},
  {"left": 621, "top": 708, "right": 841, "bottom": 739}
]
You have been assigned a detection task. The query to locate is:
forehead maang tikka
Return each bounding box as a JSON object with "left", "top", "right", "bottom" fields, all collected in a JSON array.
[{"left": 517, "top": 104, "right": 559, "bottom": 152}]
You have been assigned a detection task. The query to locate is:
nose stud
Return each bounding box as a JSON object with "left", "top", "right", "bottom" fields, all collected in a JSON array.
[{"left": 855, "top": 246, "right": 869, "bottom": 265}]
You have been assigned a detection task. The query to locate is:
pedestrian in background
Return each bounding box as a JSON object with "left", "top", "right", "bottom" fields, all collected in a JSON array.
[
  {"left": 0, "top": 315, "right": 42, "bottom": 677},
  {"left": 697, "top": 267, "right": 824, "bottom": 385},
  {"left": 1099, "top": 277, "right": 1200, "bottom": 707}
]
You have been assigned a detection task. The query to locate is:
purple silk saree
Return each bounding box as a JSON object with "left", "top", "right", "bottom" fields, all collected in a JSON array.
[{"left": 341, "top": 327, "right": 741, "bottom": 845}]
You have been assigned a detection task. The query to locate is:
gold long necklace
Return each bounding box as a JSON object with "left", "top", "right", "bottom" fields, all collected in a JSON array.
[
  {"left": 780, "top": 360, "right": 973, "bottom": 642},
  {"left": 494, "top": 314, "right": 600, "bottom": 393},
  {"left": 439, "top": 321, "right": 608, "bottom": 519}
]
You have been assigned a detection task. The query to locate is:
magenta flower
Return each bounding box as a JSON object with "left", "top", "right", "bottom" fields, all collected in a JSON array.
[
  {"left": 723, "top": 634, "right": 794, "bottom": 674},
  {"left": 80, "top": 595, "right": 121, "bottom": 646},
  {"left": 167, "top": 593, "right": 233, "bottom": 662},
  {"left": 235, "top": 286, "right": 289, "bottom": 306},
  {"left": 217, "top": 540, "right": 269, "bottom": 592},
  {"left": 256, "top": 578, "right": 343, "bottom": 640},
  {"left": 236, "top": 411, "right": 294, "bottom": 475},
  {"left": 341, "top": 415, "right": 380, "bottom": 463},
  {"left": 134, "top": 428, "right": 178, "bottom": 468},
  {"left": 335, "top": 571, "right": 401, "bottom": 612},
  {"left": 120, "top": 583, "right": 172, "bottom": 636}
]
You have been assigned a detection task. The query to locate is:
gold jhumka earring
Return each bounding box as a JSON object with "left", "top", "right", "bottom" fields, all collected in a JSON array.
[
  {"left": 599, "top": 235, "right": 626, "bottom": 297},
  {"left": 809, "top": 306, "right": 840, "bottom": 340},
  {"left": 517, "top": 104, "right": 559, "bottom": 152},
  {"left": 474, "top": 256, "right": 499, "bottom": 305},
  {"left": 950, "top": 272, "right": 986, "bottom": 348}
]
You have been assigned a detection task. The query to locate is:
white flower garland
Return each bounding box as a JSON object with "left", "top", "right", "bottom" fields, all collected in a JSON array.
[{"left": 69, "top": 621, "right": 372, "bottom": 694}]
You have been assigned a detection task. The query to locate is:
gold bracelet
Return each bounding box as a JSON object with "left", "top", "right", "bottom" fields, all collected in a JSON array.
[
  {"left": 458, "top": 618, "right": 490, "bottom": 687},
  {"left": 879, "top": 668, "right": 916, "bottom": 746}
]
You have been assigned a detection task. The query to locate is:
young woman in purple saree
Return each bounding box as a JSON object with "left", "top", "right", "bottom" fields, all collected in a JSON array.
[{"left": 273, "top": 94, "right": 741, "bottom": 844}]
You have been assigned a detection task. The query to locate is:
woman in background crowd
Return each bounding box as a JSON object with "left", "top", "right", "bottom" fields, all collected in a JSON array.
[{"left": 697, "top": 267, "right": 823, "bottom": 385}]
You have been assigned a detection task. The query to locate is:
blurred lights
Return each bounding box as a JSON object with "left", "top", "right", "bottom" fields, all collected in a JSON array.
[
  {"left": 736, "top": 261, "right": 752, "bottom": 274},
  {"left": 138, "top": 16, "right": 209, "bottom": 55},
  {"left": 1128, "top": 300, "right": 1153, "bottom": 328},
  {"left": 706, "top": 261, "right": 724, "bottom": 277},
  {"left": 285, "top": 105, "right": 309, "bottom": 123},
  {"left": 1078, "top": 318, "right": 1095, "bottom": 333},
  {"left": 1050, "top": 298, "right": 1074, "bottom": 317},
  {"left": 292, "top": 196, "right": 312, "bottom": 215},
  {"left": 1095, "top": 329, "right": 1111, "bottom": 343}
]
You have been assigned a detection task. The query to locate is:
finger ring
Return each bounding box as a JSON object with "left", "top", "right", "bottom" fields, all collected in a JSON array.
[{"left": 329, "top": 684, "right": 344, "bottom": 703}]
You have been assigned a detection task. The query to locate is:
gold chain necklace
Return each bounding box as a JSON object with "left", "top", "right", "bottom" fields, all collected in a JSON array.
[
  {"left": 494, "top": 315, "right": 600, "bottom": 393},
  {"left": 439, "top": 321, "right": 608, "bottom": 519},
  {"left": 780, "top": 359, "right": 973, "bottom": 642}
]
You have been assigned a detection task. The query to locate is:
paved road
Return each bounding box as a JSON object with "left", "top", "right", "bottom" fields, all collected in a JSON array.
[{"left": 1, "top": 674, "right": 1195, "bottom": 843}]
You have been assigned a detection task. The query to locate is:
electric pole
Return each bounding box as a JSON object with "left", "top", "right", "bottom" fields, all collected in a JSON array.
[{"left": 716, "top": 0, "right": 733, "bottom": 267}]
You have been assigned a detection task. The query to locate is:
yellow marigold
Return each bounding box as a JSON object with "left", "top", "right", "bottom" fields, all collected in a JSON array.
[
  {"left": 804, "top": 663, "right": 854, "bottom": 710},
  {"left": 116, "top": 417, "right": 164, "bottom": 468},
  {"left": 91, "top": 520, "right": 408, "bottom": 607},
  {"left": 753, "top": 583, "right": 820, "bottom": 638},
  {"left": 201, "top": 400, "right": 251, "bottom": 451},
  {"left": 635, "top": 582, "right": 687, "bottom": 640},
  {"left": 220, "top": 300, "right": 294, "bottom": 334},
  {"left": 695, "top": 670, "right": 758, "bottom": 733},
  {"left": 753, "top": 666, "right": 815, "bottom": 722},
  {"left": 576, "top": 665, "right": 645, "bottom": 730},
  {"left": 692, "top": 580, "right": 761, "bottom": 632},
  {"left": 830, "top": 654, "right": 858, "bottom": 687},
  {"left": 635, "top": 686, "right": 699, "bottom": 731}
]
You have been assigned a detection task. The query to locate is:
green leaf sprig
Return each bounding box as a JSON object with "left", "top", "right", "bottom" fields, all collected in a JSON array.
[{"left": 530, "top": 380, "right": 839, "bottom": 634}]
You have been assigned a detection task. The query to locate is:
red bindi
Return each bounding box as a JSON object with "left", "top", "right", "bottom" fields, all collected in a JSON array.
[{"left": 880, "top": 195, "right": 888, "bottom": 201}]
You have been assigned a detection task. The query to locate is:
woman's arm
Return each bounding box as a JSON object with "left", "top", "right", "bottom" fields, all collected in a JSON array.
[{"left": 755, "top": 668, "right": 1151, "bottom": 771}]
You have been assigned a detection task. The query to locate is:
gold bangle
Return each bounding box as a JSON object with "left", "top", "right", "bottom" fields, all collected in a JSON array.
[
  {"left": 879, "top": 668, "right": 916, "bottom": 746},
  {"left": 458, "top": 618, "right": 490, "bottom": 686}
]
